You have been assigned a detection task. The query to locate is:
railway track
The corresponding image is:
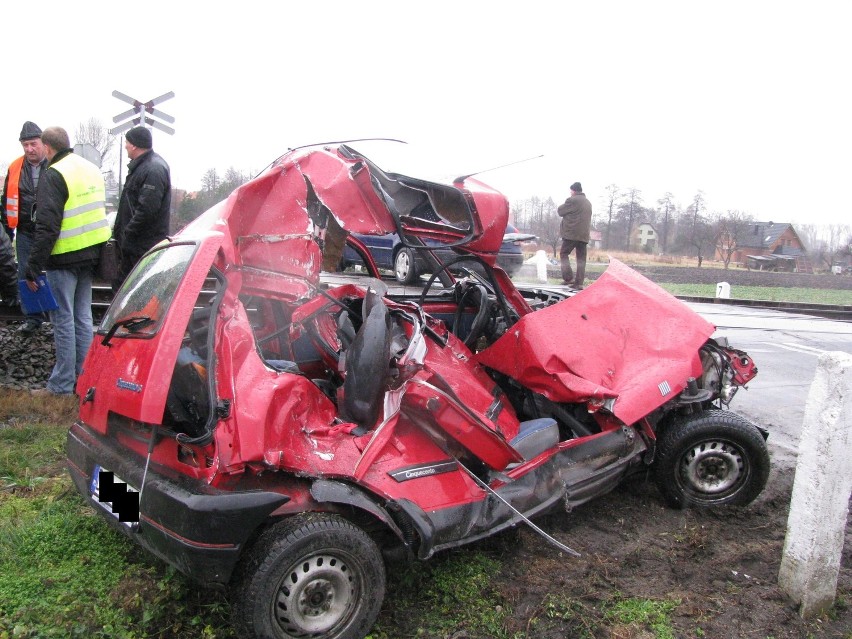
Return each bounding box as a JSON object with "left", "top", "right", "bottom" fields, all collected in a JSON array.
[{"left": 0, "top": 283, "right": 848, "bottom": 324}]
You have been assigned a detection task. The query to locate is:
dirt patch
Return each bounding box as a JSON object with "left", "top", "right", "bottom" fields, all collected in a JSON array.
[{"left": 480, "top": 459, "right": 852, "bottom": 638}]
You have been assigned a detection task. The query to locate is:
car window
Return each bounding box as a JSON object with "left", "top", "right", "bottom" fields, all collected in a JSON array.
[{"left": 98, "top": 243, "right": 197, "bottom": 337}]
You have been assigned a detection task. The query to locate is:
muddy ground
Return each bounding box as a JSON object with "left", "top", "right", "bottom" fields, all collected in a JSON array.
[{"left": 478, "top": 455, "right": 852, "bottom": 638}]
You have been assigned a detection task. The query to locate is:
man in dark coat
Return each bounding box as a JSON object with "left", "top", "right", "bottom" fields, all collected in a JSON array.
[
  {"left": 112, "top": 126, "right": 171, "bottom": 291},
  {"left": 557, "top": 181, "right": 593, "bottom": 289}
]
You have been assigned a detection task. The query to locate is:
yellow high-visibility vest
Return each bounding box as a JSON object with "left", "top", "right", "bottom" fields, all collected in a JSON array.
[{"left": 49, "top": 153, "right": 110, "bottom": 255}]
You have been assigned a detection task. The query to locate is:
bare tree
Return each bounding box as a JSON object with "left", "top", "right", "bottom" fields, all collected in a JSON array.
[
  {"left": 201, "top": 168, "right": 220, "bottom": 193},
  {"left": 657, "top": 192, "right": 675, "bottom": 253},
  {"left": 602, "top": 184, "right": 620, "bottom": 250},
  {"left": 621, "top": 188, "right": 642, "bottom": 250},
  {"left": 75, "top": 118, "right": 117, "bottom": 169},
  {"left": 530, "top": 197, "right": 560, "bottom": 257},
  {"left": 797, "top": 223, "right": 820, "bottom": 255},
  {"left": 510, "top": 200, "right": 528, "bottom": 229},
  {"left": 713, "top": 209, "right": 754, "bottom": 269},
  {"left": 823, "top": 224, "right": 852, "bottom": 269},
  {"left": 220, "top": 167, "right": 250, "bottom": 195},
  {"left": 796, "top": 224, "right": 851, "bottom": 270},
  {"left": 683, "top": 191, "right": 713, "bottom": 266}
]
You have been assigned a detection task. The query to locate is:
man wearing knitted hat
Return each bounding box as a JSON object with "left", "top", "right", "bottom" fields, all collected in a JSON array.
[
  {"left": 0, "top": 122, "right": 49, "bottom": 328},
  {"left": 112, "top": 125, "right": 171, "bottom": 291}
]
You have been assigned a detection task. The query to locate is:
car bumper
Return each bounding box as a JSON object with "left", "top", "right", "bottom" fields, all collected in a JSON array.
[{"left": 66, "top": 422, "right": 289, "bottom": 586}]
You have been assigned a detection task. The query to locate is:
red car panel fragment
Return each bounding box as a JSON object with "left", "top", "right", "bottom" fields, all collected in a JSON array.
[{"left": 474, "top": 258, "right": 715, "bottom": 425}]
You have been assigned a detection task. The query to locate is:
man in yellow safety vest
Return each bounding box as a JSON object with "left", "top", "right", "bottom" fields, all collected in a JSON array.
[{"left": 26, "top": 126, "right": 110, "bottom": 396}]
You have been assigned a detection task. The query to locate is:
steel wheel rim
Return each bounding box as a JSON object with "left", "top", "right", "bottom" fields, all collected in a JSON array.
[
  {"left": 273, "top": 552, "right": 358, "bottom": 637},
  {"left": 678, "top": 439, "right": 746, "bottom": 497}
]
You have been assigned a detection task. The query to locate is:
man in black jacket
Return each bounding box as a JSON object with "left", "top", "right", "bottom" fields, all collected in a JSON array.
[
  {"left": 112, "top": 126, "right": 171, "bottom": 291},
  {"left": 26, "top": 126, "right": 110, "bottom": 395}
]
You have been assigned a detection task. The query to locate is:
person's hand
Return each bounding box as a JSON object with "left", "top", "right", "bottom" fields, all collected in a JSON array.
[{"left": 25, "top": 278, "right": 39, "bottom": 292}]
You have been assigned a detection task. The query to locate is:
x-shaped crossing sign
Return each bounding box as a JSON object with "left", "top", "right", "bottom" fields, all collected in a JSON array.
[{"left": 110, "top": 90, "right": 175, "bottom": 135}]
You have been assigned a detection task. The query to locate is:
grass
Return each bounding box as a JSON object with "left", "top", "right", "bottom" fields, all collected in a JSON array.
[
  {"left": 523, "top": 249, "right": 852, "bottom": 305},
  {"left": 520, "top": 275, "right": 850, "bottom": 305},
  {"left": 371, "top": 551, "right": 515, "bottom": 638},
  {"left": 524, "top": 590, "right": 679, "bottom": 639},
  {"left": 0, "top": 390, "right": 234, "bottom": 639},
  {"left": 655, "top": 283, "right": 851, "bottom": 305}
]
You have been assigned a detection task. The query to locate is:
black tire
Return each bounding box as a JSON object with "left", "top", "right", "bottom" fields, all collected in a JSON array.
[
  {"left": 653, "top": 409, "right": 769, "bottom": 508},
  {"left": 231, "top": 513, "right": 386, "bottom": 639},
  {"left": 394, "top": 248, "right": 418, "bottom": 284}
]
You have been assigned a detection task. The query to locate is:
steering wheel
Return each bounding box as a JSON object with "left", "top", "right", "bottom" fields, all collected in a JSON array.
[{"left": 452, "top": 281, "right": 491, "bottom": 348}]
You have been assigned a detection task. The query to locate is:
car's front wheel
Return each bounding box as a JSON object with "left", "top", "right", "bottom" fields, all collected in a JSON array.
[
  {"left": 231, "top": 513, "right": 386, "bottom": 639},
  {"left": 394, "top": 248, "right": 418, "bottom": 284},
  {"left": 654, "top": 409, "right": 769, "bottom": 508}
]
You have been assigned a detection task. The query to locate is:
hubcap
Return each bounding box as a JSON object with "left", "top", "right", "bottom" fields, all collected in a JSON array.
[
  {"left": 396, "top": 252, "right": 411, "bottom": 280},
  {"left": 680, "top": 440, "right": 744, "bottom": 495},
  {"left": 274, "top": 553, "right": 356, "bottom": 637}
]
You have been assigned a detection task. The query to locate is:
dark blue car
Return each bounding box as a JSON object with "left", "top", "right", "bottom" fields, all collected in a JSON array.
[{"left": 342, "top": 224, "right": 536, "bottom": 284}]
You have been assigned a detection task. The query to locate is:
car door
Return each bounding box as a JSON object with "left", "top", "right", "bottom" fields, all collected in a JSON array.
[{"left": 77, "top": 232, "right": 224, "bottom": 431}]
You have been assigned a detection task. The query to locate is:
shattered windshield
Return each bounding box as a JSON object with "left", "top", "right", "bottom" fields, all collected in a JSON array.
[{"left": 98, "top": 243, "right": 197, "bottom": 337}]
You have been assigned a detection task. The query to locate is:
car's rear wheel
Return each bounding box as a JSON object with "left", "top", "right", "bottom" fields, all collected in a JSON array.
[
  {"left": 394, "top": 248, "right": 418, "bottom": 284},
  {"left": 231, "top": 513, "right": 386, "bottom": 639},
  {"left": 654, "top": 409, "right": 769, "bottom": 508}
]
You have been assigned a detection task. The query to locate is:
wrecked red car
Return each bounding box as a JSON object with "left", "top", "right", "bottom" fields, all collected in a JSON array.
[{"left": 66, "top": 143, "right": 769, "bottom": 639}]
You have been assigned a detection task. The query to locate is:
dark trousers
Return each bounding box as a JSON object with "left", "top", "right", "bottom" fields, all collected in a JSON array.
[{"left": 560, "top": 239, "right": 588, "bottom": 286}]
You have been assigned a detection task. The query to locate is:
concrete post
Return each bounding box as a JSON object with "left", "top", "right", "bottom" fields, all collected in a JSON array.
[
  {"left": 526, "top": 250, "right": 549, "bottom": 283},
  {"left": 778, "top": 351, "right": 852, "bottom": 618}
]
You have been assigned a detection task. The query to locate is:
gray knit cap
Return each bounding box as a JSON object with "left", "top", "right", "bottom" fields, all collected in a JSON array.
[{"left": 19, "top": 121, "right": 42, "bottom": 141}]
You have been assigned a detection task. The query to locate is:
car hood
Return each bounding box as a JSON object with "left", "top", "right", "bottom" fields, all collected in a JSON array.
[{"left": 474, "top": 259, "right": 716, "bottom": 425}]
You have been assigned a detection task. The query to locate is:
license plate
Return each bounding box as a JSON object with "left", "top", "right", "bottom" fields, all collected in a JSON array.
[{"left": 91, "top": 465, "right": 140, "bottom": 524}]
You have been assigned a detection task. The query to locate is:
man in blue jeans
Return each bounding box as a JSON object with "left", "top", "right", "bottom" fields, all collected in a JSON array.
[{"left": 25, "top": 126, "right": 110, "bottom": 396}]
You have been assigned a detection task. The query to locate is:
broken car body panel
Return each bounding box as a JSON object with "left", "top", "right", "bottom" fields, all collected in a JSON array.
[{"left": 474, "top": 258, "right": 715, "bottom": 425}]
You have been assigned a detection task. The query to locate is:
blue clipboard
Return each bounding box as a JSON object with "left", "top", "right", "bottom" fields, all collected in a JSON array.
[{"left": 19, "top": 277, "right": 58, "bottom": 314}]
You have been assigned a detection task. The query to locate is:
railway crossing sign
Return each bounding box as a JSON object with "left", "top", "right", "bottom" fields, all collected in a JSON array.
[{"left": 110, "top": 90, "right": 175, "bottom": 136}]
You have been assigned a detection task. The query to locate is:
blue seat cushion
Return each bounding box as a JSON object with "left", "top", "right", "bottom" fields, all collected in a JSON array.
[{"left": 510, "top": 418, "right": 559, "bottom": 461}]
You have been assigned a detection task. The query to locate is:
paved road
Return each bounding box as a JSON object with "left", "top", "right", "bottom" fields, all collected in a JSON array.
[{"left": 687, "top": 302, "right": 852, "bottom": 468}]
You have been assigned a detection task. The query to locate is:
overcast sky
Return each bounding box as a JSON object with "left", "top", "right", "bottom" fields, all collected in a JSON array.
[{"left": 3, "top": 1, "right": 850, "bottom": 228}]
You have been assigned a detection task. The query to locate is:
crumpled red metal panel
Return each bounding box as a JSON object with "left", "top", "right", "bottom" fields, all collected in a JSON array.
[
  {"left": 212, "top": 147, "right": 398, "bottom": 288},
  {"left": 454, "top": 177, "right": 509, "bottom": 263},
  {"left": 473, "top": 259, "right": 715, "bottom": 425}
]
